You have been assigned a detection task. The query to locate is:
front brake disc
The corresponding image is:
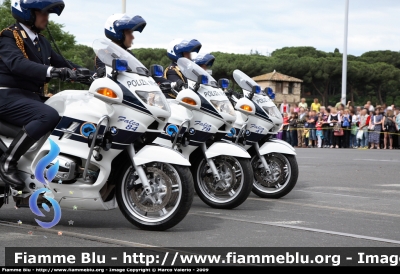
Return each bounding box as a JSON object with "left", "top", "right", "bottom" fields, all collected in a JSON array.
[
  {"left": 253, "top": 154, "right": 285, "bottom": 187},
  {"left": 129, "top": 167, "right": 172, "bottom": 212},
  {"left": 203, "top": 158, "right": 237, "bottom": 195}
]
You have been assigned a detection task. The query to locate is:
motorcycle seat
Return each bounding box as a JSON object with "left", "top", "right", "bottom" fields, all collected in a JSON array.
[{"left": 0, "top": 120, "right": 21, "bottom": 138}]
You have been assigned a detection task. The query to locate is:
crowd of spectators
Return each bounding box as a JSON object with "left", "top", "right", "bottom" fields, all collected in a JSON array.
[{"left": 276, "top": 98, "right": 400, "bottom": 149}]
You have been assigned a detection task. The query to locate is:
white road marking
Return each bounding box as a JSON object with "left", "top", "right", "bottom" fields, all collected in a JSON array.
[
  {"left": 191, "top": 212, "right": 400, "bottom": 246},
  {"left": 380, "top": 184, "right": 400, "bottom": 187},
  {"left": 353, "top": 159, "right": 400, "bottom": 162},
  {"left": 247, "top": 197, "right": 400, "bottom": 218},
  {"left": 294, "top": 189, "right": 372, "bottom": 199},
  {"left": 197, "top": 211, "right": 221, "bottom": 215},
  {"left": 268, "top": 221, "right": 304, "bottom": 225}
]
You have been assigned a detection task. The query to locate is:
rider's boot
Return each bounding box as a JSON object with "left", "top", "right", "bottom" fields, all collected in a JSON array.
[{"left": 0, "top": 127, "right": 36, "bottom": 190}]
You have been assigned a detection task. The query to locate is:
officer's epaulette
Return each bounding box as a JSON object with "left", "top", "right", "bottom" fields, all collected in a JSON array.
[
  {"left": 0, "top": 25, "right": 28, "bottom": 59},
  {"left": 38, "top": 33, "right": 45, "bottom": 37},
  {"left": 0, "top": 27, "right": 13, "bottom": 37}
]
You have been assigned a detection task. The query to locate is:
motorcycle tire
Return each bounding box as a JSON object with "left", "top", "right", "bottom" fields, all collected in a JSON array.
[
  {"left": 116, "top": 161, "right": 194, "bottom": 231},
  {"left": 251, "top": 153, "right": 298, "bottom": 199},
  {"left": 192, "top": 155, "right": 253, "bottom": 209}
]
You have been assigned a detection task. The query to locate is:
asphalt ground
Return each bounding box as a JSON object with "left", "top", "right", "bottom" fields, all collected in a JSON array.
[{"left": 1, "top": 148, "right": 400, "bottom": 265}]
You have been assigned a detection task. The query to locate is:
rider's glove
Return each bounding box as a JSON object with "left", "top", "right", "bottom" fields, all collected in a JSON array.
[
  {"left": 95, "top": 67, "right": 106, "bottom": 78},
  {"left": 171, "top": 79, "right": 185, "bottom": 92},
  {"left": 159, "top": 82, "right": 172, "bottom": 93},
  {"left": 51, "top": 67, "right": 77, "bottom": 81}
]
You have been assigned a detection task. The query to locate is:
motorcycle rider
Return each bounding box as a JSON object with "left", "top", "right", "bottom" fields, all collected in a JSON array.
[
  {"left": 193, "top": 53, "right": 215, "bottom": 73},
  {"left": 159, "top": 38, "right": 202, "bottom": 98},
  {"left": 94, "top": 13, "right": 146, "bottom": 72},
  {"left": 193, "top": 52, "right": 243, "bottom": 100},
  {"left": 0, "top": 0, "right": 80, "bottom": 191}
]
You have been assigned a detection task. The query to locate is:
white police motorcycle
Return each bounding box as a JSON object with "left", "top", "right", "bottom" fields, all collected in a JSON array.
[
  {"left": 152, "top": 58, "right": 253, "bottom": 209},
  {"left": 223, "top": 70, "right": 298, "bottom": 199},
  {"left": 0, "top": 39, "right": 194, "bottom": 231}
]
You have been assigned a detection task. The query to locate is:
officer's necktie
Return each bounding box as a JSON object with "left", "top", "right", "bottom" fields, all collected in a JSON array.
[{"left": 33, "top": 37, "right": 40, "bottom": 52}]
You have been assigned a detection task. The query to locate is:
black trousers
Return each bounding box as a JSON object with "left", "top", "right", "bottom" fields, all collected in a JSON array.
[
  {"left": 0, "top": 89, "right": 60, "bottom": 140},
  {"left": 342, "top": 126, "right": 351, "bottom": 148}
]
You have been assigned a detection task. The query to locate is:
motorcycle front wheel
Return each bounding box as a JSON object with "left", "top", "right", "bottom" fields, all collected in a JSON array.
[
  {"left": 116, "top": 161, "right": 194, "bottom": 231},
  {"left": 251, "top": 153, "right": 298, "bottom": 198},
  {"left": 192, "top": 155, "right": 253, "bottom": 209}
]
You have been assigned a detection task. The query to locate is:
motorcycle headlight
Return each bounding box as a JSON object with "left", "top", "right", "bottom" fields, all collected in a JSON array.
[
  {"left": 136, "top": 90, "right": 168, "bottom": 110},
  {"left": 263, "top": 106, "right": 281, "bottom": 118},
  {"left": 210, "top": 100, "right": 236, "bottom": 116}
]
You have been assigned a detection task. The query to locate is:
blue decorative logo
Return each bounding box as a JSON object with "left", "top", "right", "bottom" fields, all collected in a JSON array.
[
  {"left": 194, "top": 121, "right": 211, "bottom": 132},
  {"left": 189, "top": 128, "right": 196, "bottom": 135},
  {"left": 80, "top": 122, "right": 96, "bottom": 138},
  {"left": 110, "top": 126, "right": 118, "bottom": 135},
  {"left": 227, "top": 128, "right": 236, "bottom": 137},
  {"left": 30, "top": 138, "right": 62, "bottom": 229},
  {"left": 166, "top": 124, "right": 178, "bottom": 136},
  {"left": 246, "top": 130, "right": 251, "bottom": 136},
  {"left": 250, "top": 124, "right": 265, "bottom": 134}
]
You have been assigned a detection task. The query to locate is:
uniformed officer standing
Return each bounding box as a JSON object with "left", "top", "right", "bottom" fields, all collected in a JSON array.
[
  {"left": 0, "top": 0, "right": 80, "bottom": 190},
  {"left": 95, "top": 13, "right": 147, "bottom": 72},
  {"left": 160, "top": 39, "right": 202, "bottom": 98}
]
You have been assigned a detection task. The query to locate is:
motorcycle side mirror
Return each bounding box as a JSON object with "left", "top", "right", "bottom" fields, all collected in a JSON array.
[
  {"left": 218, "top": 78, "right": 229, "bottom": 89},
  {"left": 150, "top": 64, "right": 164, "bottom": 77}
]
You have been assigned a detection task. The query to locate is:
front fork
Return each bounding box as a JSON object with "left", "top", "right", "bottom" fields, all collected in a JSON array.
[
  {"left": 254, "top": 143, "right": 272, "bottom": 174},
  {"left": 235, "top": 122, "right": 272, "bottom": 175},
  {"left": 127, "top": 144, "right": 153, "bottom": 194},
  {"left": 200, "top": 143, "right": 221, "bottom": 181}
]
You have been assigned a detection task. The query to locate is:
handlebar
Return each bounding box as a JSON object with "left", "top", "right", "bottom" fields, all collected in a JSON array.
[{"left": 66, "top": 68, "right": 94, "bottom": 85}]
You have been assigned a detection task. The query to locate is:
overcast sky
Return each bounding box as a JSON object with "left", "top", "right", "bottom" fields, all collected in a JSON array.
[{"left": 20, "top": 0, "right": 400, "bottom": 56}]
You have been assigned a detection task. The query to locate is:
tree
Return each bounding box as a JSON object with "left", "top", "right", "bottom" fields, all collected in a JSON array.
[
  {"left": 271, "top": 46, "right": 327, "bottom": 59},
  {"left": 360, "top": 50, "right": 400, "bottom": 69},
  {"left": 369, "top": 62, "right": 400, "bottom": 105},
  {"left": 0, "top": 0, "right": 14, "bottom": 30}
]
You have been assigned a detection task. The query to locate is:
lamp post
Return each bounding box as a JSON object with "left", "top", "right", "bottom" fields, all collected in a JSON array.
[
  {"left": 122, "top": 0, "right": 126, "bottom": 13},
  {"left": 341, "top": 0, "right": 349, "bottom": 105}
]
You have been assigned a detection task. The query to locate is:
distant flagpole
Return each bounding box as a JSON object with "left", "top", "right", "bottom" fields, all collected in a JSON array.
[
  {"left": 122, "top": 0, "right": 126, "bottom": 13},
  {"left": 341, "top": 0, "right": 349, "bottom": 106}
]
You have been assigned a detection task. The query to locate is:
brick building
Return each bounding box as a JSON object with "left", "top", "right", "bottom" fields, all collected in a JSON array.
[{"left": 252, "top": 70, "right": 303, "bottom": 104}]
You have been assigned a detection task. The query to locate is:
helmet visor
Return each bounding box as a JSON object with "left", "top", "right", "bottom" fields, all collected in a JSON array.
[
  {"left": 114, "top": 15, "right": 147, "bottom": 33},
  {"left": 26, "top": 0, "right": 65, "bottom": 16}
]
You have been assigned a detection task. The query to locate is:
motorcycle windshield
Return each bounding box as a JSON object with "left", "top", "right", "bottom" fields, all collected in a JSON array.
[
  {"left": 177, "top": 58, "right": 217, "bottom": 88},
  {"left": 93, "top": 38, "right": 149, "bottom": 76},
  {"left": 233, "top": 69, "right": 259, "bottom": 91}
]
